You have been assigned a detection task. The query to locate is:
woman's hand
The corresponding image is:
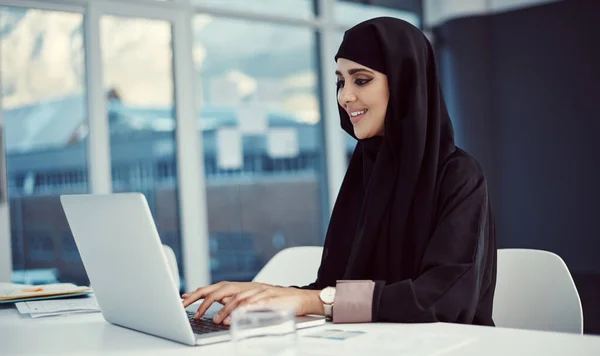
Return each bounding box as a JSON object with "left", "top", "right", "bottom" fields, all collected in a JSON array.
[
  {"left": 214, "top": 287, "right": 323, "bottom": 325},
  {"left": 182, "top": 281, "right": 270, "bottom": 319}
]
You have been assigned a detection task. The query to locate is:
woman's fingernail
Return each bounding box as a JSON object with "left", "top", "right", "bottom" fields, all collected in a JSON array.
[
  {"left": 224, "top": 316, "right": 231, "bottom": 325},
  {"left": 213, "top": 314, "right": 221, "bottom": 323}
]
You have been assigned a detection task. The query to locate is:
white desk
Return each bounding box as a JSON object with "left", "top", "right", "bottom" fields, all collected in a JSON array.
[{"left": 2, "top": 303, "right": 600, "bottom": 356}]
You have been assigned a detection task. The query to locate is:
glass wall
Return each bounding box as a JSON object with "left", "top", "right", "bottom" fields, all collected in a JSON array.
[
  {"left": 100, "top": 15, "right": 183, "bottom": 286},
  {"left": 1, "top": 6, "right": 88, "bottom": 285},
  {"left": 192, "top": 16, "right": 324, "bottom": 282}
]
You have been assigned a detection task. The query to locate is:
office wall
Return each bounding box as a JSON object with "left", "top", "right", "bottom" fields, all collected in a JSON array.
[{"left": 433, "top": 0, "right": 600, "bottom": 333}]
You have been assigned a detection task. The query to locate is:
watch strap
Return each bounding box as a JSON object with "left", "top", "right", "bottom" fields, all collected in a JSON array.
[{"left": 324, "top": 303, "right": 333, "bottom": 319}]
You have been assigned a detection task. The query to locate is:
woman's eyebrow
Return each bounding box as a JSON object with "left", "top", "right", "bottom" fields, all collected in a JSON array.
[
  {"left": 348, "top": 68, "right": 374, "bottom": 75},
  {"left": 335, "top": 68, "right": 375, "bottom": 76}
]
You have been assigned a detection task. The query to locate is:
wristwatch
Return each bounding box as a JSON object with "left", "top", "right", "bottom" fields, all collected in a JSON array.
[{"left": 319, "top": 286, "right": 336, "bottom": 319}]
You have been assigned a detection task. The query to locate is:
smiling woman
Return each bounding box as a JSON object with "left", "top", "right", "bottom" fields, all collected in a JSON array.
[{"left": 184, "top": 17, "right": 497, "bottom": 328}]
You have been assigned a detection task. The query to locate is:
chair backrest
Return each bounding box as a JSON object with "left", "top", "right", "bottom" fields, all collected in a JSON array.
[
  {"left": 161, "top": 244, "right": 180, "bottom": 291},
  {"left": 253, "top": 246, "right": 323, "bottom": 287},
  {"left": 493, "top": 248, "right": 583, "bottom": 334}
]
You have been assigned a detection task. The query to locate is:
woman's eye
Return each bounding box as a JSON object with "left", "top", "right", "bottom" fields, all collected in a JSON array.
[
  {"left": 336, "top": 80, "right": 345, "bottom": 90},
  {"left": 355, "top": 78, "right": 373, "bottom": 86}
]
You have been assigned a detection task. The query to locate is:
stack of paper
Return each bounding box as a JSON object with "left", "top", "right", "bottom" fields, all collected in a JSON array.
[
  {"left": 16, "top": 296, "right": 100, "bottom": 318},
  {"left": 0, "top": 283, "right": 92, "bottom": 304}
]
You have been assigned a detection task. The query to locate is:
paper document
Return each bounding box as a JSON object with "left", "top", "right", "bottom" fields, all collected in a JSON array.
[
  {"left": 16, "top": 296, "right": 100, "bottom": 318},
  {"left": 304, "top": 329, "right": 365, "bottom": 341},
  {"left": 27, "top": 310, "right": 98, "bottom": 319},
  {"left": 0, "top": 283, "right": 92, "bottom": 303}
]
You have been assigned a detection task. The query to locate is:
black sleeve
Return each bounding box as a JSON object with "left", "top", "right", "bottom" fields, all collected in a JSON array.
[
  {"left": 291, "top": 282, "right": 319, "bottom": 290},
  {"left": 372, "top": 168, "right": 491, "bottom": 323}
]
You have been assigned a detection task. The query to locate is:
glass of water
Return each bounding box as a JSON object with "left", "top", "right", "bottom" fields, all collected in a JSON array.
[{"left": 230, "top": 305, "right": 297, "bottom": 356}]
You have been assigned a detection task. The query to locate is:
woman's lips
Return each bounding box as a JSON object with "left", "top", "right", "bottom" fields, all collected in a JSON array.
[{"left": 349, "top": 109, "right": 368, "bottom": 124}]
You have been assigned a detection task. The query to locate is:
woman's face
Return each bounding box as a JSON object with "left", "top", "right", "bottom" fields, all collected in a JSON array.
[{"left": 336, "top": 58, "right": 389, "bottom": 139}]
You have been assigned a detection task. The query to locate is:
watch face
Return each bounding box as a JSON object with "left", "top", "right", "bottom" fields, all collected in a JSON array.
[{"left": 320, "top": 287, "right": 336, "bottom": 304}]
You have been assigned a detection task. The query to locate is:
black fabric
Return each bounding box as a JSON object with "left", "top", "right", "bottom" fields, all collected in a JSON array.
[
  {"left": 335, "top": 24, "right": 386, "bottom": 75},
  {"left": 304, "top": 17, "right": 497, "bottom": 325}
]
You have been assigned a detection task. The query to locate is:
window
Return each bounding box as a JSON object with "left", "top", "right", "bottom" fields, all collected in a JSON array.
[
  {"left": 100, "top": 15, "right": 183, "bottom": 287},
  {"left": 193, "top": 15, "right": 324, "bottom": 282},
  {"left": 1, "top": 6, "right": 88, "bottom": 285}
]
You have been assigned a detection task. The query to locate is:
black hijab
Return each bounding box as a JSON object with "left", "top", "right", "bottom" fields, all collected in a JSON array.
[{"left": 308, "top": 17, "right": 497, "bottom": 325}]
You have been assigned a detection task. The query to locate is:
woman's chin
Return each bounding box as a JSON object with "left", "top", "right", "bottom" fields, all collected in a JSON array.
[{"left": 353, "top": 128, "right": 371, "bottom": 140}]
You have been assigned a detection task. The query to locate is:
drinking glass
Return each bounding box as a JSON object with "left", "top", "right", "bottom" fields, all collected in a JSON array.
[{"left": 230, "top": 305, "right": 297, "bottom": 356}]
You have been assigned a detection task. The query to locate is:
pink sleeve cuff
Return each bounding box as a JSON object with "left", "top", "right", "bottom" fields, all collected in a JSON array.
[{"left": 332, "top": 280, "right": 375, "bottom": 323}]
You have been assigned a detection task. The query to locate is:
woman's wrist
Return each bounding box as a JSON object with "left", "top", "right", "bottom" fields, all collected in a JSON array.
[{"left": 302, "top": 289, "right": 325, "bottom": 316}]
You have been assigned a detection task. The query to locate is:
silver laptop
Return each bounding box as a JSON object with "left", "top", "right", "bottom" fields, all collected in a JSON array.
[{"left": 60, "top": 193, "right": 325, "bottom": 346}]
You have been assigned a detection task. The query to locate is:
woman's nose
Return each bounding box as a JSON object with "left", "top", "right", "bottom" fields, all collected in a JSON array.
[{"left": 339, "top": 87, "right": 357, "bottom": 105}]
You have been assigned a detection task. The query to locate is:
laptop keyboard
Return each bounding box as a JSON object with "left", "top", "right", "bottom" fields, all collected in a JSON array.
[{"left": 187, "top": 311, "right": 230, "bottom": 334}]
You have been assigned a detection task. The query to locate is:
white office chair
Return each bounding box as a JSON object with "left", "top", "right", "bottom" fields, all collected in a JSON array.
[
  {"left": 253, "top": 246, "right": 323, "bottom": 287},
  {"left": 493, "top": 248, "right": 583, "bottom": 334},
  {"left": 161, "top": 244, "right": 180, "bottom": 291}
]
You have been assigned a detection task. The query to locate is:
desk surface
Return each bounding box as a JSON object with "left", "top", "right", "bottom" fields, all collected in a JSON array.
[{"left": 2, "top": 304, "right": 600, "bottom": 356}]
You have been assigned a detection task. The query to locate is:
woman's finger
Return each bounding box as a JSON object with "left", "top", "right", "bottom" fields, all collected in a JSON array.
[
  {"left": 194, "top": 284, "right": 238, "bottom": 319},
  {"left": 181, "top": 282, "right": 224, "bottom": 308},
  {"left": 213, "top": 287, "right": 268, "bottom": 324}
]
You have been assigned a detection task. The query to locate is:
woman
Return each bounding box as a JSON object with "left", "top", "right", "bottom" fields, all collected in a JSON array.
[{"left": 182, "top": 17, "right": 497, "bottom": 326}]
